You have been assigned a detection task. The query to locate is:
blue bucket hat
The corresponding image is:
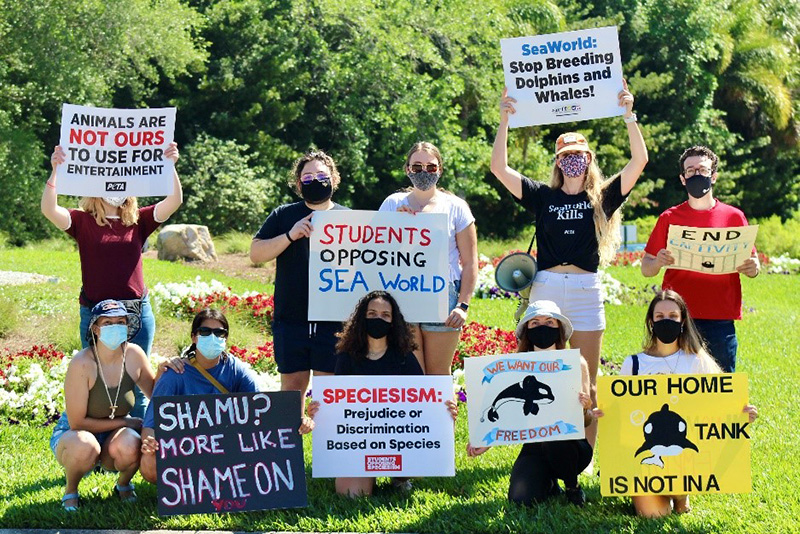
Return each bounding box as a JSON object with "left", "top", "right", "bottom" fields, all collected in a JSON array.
[{"left": 86, "top": 299, "right": 135, "bottom": 341}]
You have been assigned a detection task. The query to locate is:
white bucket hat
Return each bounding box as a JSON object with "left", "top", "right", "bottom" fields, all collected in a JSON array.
[{"left": 515, "top": 300, "right": 573, "bottom": 341}]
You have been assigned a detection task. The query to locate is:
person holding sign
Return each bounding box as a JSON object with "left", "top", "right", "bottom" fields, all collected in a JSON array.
[
  {"left": 467, "top": 300, "right": 594, "bottom": 506},
  {"left": 379, "top": 142, "right": 478, "bottom": 376},
  {"left": 641, "top": 146, "right": 760, "bottom": 372},
  {"left": 331, "top": 290, "right": 458, "bottom": 496},
  {"left": 250, "top": 150, "right": 347, "bottom": 414},
  {"left": 596, "top": 289, "right": 758, "bottom": 517},
  {"left": 42, "top": 143, "right": 183, "bottom": 417},
  {"left": 490, "top": 82, "right": 647, "bottom": 447},
  {"left": 138, "top": 308, "right": 281, "bottom": 483},
  {"left": 49, "top": 300, "right": 156, "bottom": 511}
]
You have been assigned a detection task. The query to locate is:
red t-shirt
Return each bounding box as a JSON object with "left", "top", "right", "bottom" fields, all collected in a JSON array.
[
  {"left": 66, "top": 205, "right": 162, "bottom": 305},
  {"left": 645, "top": 200, "right": 752, "bottom": 321}
]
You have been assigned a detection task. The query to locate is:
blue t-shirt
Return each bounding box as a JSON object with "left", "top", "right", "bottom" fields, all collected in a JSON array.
[{"left": 143, "top": 355, "right": 260, "bottom": 428}]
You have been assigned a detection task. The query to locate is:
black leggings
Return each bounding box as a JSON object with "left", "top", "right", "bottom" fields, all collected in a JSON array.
[{"left": 508, "top": 439, "right": 593, "bottom": 506}]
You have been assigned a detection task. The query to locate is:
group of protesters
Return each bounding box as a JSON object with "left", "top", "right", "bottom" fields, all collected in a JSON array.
[{"left": 44, "top": 85, "right": 758, "bottom": 518}]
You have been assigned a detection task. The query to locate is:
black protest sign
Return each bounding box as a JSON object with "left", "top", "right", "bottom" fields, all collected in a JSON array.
[{"left": 154, "top": 391, "right": 307, "bottom": 515}]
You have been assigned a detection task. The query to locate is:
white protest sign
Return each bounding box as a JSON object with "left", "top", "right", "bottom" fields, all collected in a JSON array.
[
  {"left": 464, "top": 349, "right": 584, "bottom": 446},
  {"left": 312, "top": 375, "right": 455, "bottom": 478},
  {"left": 308, "top": 210, "right": 449, "bottom": 322},
  {"left": 501, "top": 26, "right": 624, "bottom": 127},
  {"left": 667, "top": 225, "right": 759, "bottom": 274},
  {"left": 58, "top": 103, "right": 176, "bottom": 197}
]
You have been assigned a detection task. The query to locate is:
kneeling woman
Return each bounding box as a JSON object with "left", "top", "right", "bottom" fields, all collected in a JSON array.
[
  {"left": 467, "top": 300, "right": 594, "bottom": 506},
  {"left": 51, "top": 300, "right": 156, "bottom": 511},
  {"left": 139, "top": 308, "right": 263, "bottom": 483},
  {"left": 604, "top": 290, "right": 758, "bottom": 517},
  {"left": 332, "top": 291, "right": 458, "bottom": 496}
]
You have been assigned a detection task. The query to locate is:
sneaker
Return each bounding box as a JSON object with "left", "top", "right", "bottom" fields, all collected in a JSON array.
[{"left": 565, "top": 486, "right": 586, "bottom": 506}]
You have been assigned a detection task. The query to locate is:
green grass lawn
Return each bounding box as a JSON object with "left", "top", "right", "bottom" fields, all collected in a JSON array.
[{"left": 0, "top": 248, "right": 798, "bottom": 532}]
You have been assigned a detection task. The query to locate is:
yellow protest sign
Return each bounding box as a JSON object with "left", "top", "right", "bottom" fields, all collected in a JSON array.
[{"left": 598, "top": 373, "right": 751, "bottom": 497}]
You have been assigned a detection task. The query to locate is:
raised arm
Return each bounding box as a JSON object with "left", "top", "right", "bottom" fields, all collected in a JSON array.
[
  {"left": 618, "top": 79, "right": 649, "bottom": 195},
  {"left": 40, "top": 146, "right": 72, "bottom": 231},
  {"left": 490, "top": 88, "right": 524, "bottom": 199},
  {"left": 154, "top": 142, "right": 183, "bottom": 221}
]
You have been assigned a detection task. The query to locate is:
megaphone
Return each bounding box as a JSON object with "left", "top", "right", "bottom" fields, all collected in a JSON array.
[{"left": 494, "top": 252, "right": 538, "bottom": 321}]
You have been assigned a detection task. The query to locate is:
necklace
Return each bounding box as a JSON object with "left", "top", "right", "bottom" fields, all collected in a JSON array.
[
  {"left": 663, "top": 351, "right": 682, "bottom": 374},
  {"left": 93, "top": 344, "right": 126, "bottom": 419},
  {"left": 366, "top": 348, "right": 387, "bottom": 360}
]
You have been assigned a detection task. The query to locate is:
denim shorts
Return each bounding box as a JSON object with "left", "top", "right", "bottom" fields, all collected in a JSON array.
[
  {"left": 528, "top": 271, "right": 605, "bottom": 331},
  {"left": 49, "top": 412, "right": 112, "bottom": 458},
  {"left": 420, "top": 280, "right": 461, "bottom": 333}
]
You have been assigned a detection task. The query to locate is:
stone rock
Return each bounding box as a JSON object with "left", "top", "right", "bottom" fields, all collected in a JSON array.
[{"left": 157, "top": 224, "right": 217, "bottom": 262}]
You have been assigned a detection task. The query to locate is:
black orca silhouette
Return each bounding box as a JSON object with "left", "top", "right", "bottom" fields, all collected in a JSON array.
[
  {"left": 480, "top": 375, "right": 555, "bottom": 423},
  {"left": 701, "top": 261, "right": 715, "bottom": 269},
  {"left": 634, "top": 403, "right": 698, "bottom": 468}
]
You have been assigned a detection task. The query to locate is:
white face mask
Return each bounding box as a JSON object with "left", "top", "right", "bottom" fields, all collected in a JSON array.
[{"left": 103, "top": 197, "right": 127, "bottom": 208}]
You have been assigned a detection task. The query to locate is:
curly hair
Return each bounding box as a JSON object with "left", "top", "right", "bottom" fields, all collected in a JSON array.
[
  {"left": 290, "top": 149, "right": 341, "bottom": 196},
  {"left": 678, "top": 145, "right": 719, "bottom": 176},
  {"left": 335, "top": 291, "right": 416, "bottom": 363}
]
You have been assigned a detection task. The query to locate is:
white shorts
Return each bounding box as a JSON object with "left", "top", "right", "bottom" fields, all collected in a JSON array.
[{"left": 528, "top": 271, "right": 605, "bottom": 331}]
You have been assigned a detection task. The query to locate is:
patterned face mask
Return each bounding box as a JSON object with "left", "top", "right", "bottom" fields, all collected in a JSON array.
[
  {"left": 407, "top": 171, "right": 440, "bottom": 191},
  {"left": 103, "top": 197, "right": 127, "bottom": 207},
  {"left": 557, "top": 153, "right": 589, "bottom": 178}
]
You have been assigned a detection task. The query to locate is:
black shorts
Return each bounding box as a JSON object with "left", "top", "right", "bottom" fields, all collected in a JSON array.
[{"left": 272, "top": 320, "right": 341, "bottom": 374}]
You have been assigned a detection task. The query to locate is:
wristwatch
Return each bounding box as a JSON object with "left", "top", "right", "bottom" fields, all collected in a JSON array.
[{"left": 457, "top": 302, "right": 469, "bottom": 312}]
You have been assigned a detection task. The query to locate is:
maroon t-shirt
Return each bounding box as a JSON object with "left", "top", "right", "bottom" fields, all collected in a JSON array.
[{"left": 66, "top": 205, "right": 162, "bottom": 306}]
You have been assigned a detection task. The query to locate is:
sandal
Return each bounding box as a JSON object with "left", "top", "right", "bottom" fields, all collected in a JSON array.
[
  {"left": 114, "top": 483, "right": 137, "bottom": 503},
  {"left": 61, "top": 493, "right": 80, "bottom": 512}
]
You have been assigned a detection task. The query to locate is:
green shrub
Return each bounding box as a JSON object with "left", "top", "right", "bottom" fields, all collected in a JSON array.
[
  {"left": 216, "top": 231, "right": 255, "bottom": 255},
  {"left": 625, "top": 215, "right": 658, "bottom": 244},
  {"left": 753, "top": 214, "right": 800, "bottom": 258}
]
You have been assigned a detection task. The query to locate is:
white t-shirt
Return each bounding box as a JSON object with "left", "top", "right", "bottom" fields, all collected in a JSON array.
[
  {"left": 379, "top": 191, "right": 475, "bottom": 282},
  {"left": 620, "top": 350, "right": 719, "bottom": 376}
]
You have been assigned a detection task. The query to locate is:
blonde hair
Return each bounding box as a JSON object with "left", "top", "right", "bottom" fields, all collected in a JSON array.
[
  {"left": 549, "top": 154, "right": 621, "bottom": 266},
  {"left": 643, "top": 290, "right": 722, "bottom": 373},
  {"left": 404, "top": 141, "right": 443, "bottom": 172},
  {"left": 78, "top": 197, "right": 139, "bottom": 227}
]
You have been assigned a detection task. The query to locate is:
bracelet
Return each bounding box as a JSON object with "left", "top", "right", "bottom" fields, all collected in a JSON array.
[
  {"left": 45, "top": 181, "right": 55, "bottom": 189},
  {"left": 285, "top": 231, "right": 295, "bottom": 243},
  {"left": 623, "top": 113, "right": 638, "bottom": 124}
]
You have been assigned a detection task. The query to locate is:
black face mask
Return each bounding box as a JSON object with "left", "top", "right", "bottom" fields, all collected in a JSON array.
[
  {"left": 684, "top": 174, "right": 712, "bottom": 199},
  {"left": 366, "top": 317, "right": 392, "bottom": 339},
  {"left": 652, "top": 319, "right": 682, "bottom": 344},
  {"left": 526, "top": 325, "right": 560, "bottom": 349},
  {"left": 301, "top": 180, "right": 332, "bottom": 204}
]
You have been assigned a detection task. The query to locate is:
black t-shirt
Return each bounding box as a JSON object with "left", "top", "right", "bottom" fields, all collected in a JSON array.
[
  {"left": 515, "top": 175, "right": 628, "bottom": 272},
  {"left": 254, "top": 201, "right": 347, "bottom": 322},
  {"left": 334, "top": 347, "right": 424, "bottom": 376}
]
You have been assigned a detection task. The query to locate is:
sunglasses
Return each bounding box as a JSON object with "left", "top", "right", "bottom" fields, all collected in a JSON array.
[
  {"left": 197, "top": 326, "right": 228, "bottom": 338},
  {"left": 410, "top": 163, "right": 439, "bottom": 173},
  {"left": 300, "top": 172, "right": 331, "bottom": 185}
]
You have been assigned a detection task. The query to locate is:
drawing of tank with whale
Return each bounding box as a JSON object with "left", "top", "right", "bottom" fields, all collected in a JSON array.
[
  {"left": 635, "top": 403, "right": 698, "bottom": 468},
  {"left": 480, "top": 375, "right": 555, "bottom": 423}
]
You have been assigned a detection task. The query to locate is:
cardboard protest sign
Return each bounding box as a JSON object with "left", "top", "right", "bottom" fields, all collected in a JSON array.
[
  {"left": 464, "top": 349, "right": 584, "bottom": 446},
  {"left": 501, "top": 26, "right": 624, "bottom": 127},
  {"left": 666, "top": 225, "right": 759, "bottom": 274},
  {"left": 308, "top": 210, "right": 449, "bottom": 322},
  {"left": 312, "top": 375, "right": 455, "bottom": 477},
  {"left": 154, "top": 391, "right": 307, "bottom": 516},
  {"left": 597, "top": 374, "right": 751, "bottom": 497},
  {"left": 58, "top": 103, "right": 176, "bottom": 197}
]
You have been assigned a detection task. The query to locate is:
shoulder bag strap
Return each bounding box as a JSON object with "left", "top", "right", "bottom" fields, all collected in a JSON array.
[{"left": 188, "top": 354, "right": 230, "bottom": 394}]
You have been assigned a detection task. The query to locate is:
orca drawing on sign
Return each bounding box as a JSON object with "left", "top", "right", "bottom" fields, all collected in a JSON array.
[
  {"left": 635, "top": 403, "right": 698, "bottom": 468},
  {"left": 480, "top": 375, "right": 555, "bottom": 423}
]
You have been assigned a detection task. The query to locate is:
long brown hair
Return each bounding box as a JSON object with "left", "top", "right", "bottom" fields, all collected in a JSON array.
[
  {"left": 78, "top": 197, "right": 139, "bottom": 226},
  {"left": 643, "top": 290, "right": 721, "bottom": 371},
  {"left": 549, "top": 150, "right": 621, "bottom": 266},
  {"left": 336, "top": 291, "right": 416, "bottom": 362}
]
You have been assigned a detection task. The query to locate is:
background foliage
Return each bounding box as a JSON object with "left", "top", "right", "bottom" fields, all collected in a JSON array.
[{"left": 0, "top": 0, "right": 797, "bottom": 243}]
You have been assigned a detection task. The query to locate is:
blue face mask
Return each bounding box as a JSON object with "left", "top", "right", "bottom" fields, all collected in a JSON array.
[
  {"left": 98, "top": 324, "right": 128, "bottom": 350},
  {"left": 196, "top": 334, "right": 226, "bottom": 360}
]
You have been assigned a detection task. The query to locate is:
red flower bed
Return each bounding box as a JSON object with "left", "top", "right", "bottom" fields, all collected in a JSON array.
[
  {"left": 453, "top": 322, "right": 517, "bottom": 371},
  {"left": 229, "top": 342, "right": 276, "bottom": 374},
  {"left": 179, "top": 291, "right": 275, "bottom": 330},
  {"left": 0, "top": 344, "right": 65, "bottom": 371}
]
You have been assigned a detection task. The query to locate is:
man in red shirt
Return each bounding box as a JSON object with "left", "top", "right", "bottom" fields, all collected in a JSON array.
[{"left": 641, "top": 146, "right": 760, "bottom": 372}]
